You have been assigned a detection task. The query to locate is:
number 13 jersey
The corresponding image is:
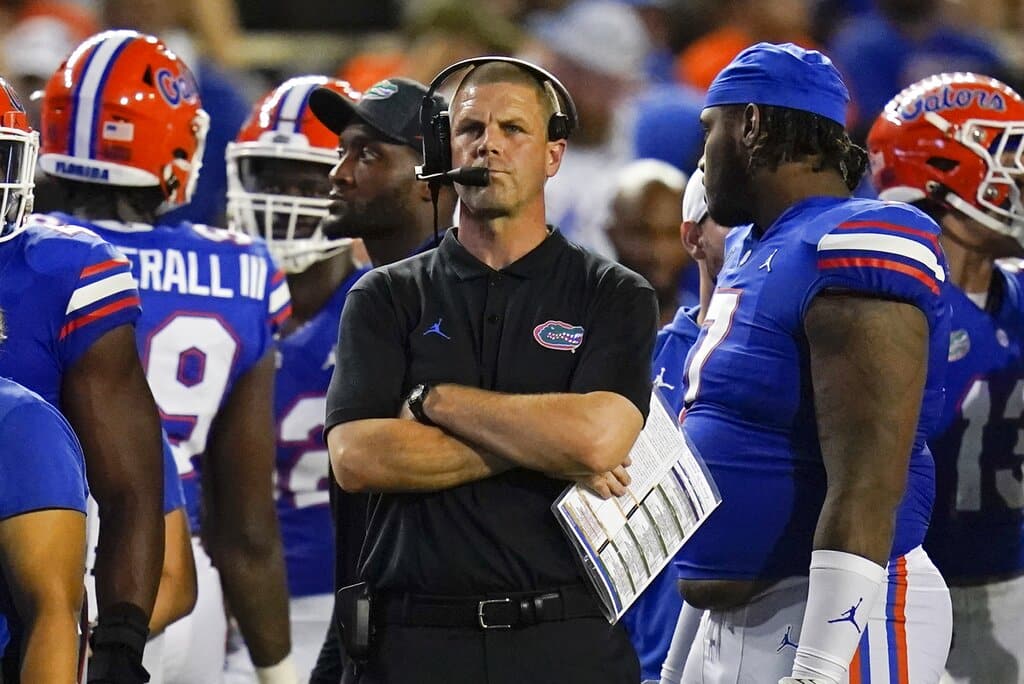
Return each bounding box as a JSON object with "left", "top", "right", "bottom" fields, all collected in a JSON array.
[
  {"left": 56, "top": 214, "right": 292, "bottom": 532},
  {"left": 676, "top": 196, "right": 949, "bottom": 582},
  {"left": 926, "top": 261, "right": 1024, "bottom": 581}
]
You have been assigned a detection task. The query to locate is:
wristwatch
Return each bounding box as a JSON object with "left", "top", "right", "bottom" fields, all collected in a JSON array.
[{"left": 407, "top": 383, "right": 436, "bottom": 426}]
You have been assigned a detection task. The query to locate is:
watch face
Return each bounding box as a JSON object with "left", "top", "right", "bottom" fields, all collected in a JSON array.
[{"left": 410, "top": 385, "right": 424, "bottom": 403}]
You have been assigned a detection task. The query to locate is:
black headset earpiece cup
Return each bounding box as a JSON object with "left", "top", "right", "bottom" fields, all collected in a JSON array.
[
  {"left": 548, "top": 113, "right": 570, "bottom": 142},
  {"left": 433, "top": 111, "right": 453, "bottom": 180}
]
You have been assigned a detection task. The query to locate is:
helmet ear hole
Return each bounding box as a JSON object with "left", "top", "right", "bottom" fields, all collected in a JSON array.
[{"left": 926, "top": 157, "right": 959, "bottom": 172}]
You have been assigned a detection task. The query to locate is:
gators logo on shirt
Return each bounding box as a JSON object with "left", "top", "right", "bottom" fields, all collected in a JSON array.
[{"left": 533, "top": 320, "right": 584, "bottom": 352}]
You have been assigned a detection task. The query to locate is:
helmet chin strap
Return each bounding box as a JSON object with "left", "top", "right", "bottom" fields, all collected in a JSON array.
[{"left": 944, "top": 191, "right": 1024, "bottom": 247}]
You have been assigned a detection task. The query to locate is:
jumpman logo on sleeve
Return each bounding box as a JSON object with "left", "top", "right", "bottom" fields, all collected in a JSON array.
[
  {"left": 423, "top": 317, "right": 451, "bottom": 340},
  {"left": 827, "top": 597, "right": 864, "bottom": 633}
]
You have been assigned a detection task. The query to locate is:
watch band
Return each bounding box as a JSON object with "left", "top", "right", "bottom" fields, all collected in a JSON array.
[{"left": 408, "top": 383, "right": 435, "bottom": 427}]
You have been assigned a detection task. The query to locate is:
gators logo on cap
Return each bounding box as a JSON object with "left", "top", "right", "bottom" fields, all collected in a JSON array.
[
  {"left": 363, "top": 81, "right": 399, "bottom": 101},
  {"left": 533, "top": 320, "right": 584, "bottom": 352}
]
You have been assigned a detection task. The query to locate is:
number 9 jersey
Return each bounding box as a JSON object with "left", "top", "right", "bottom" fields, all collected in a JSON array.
[{"left": 50, "top": 212, "right": 292, "bottom": 532}]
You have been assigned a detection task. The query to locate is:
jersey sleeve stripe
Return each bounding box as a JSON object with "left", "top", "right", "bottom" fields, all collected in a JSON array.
[
  {"left": 65, "top": 271, "right": 138, "bottom": 315},
  {"left": 270, "top": 303, "right": 293, "bottom": 327},
  {"left": 59, "top": 295, "right": 140, "bottom": 339},
  {"left": 79, "top": 257, "right": 130, "bottom": 280},
  {"left": 271, "top": 269, "right": 287, "bottom": 285},
  {"left": 818, "top": 232, "right": 945, "bottom": 281},
  {"left": 268, "top": 281, "right": 290, "bottom": 315},
  {"left": 818, "top": 257, "right": 940, "bottom": 295},
  {"left": 837, "top": 220, "right": 940, "bottom": 252}
]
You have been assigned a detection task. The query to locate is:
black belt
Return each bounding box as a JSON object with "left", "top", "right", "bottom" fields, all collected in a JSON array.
[{"left": 376, "top": 585, "right": 603, "bottom": 630}]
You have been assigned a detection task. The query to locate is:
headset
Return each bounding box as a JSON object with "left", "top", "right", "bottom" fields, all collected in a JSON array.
[{"left": 416, "top": 56, "right": 580, "bottom": 186}]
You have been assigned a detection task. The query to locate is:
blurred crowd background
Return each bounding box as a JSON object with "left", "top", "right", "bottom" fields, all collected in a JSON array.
[{"left": 1, "top": 0, "right": 1021, "bottom": 322}]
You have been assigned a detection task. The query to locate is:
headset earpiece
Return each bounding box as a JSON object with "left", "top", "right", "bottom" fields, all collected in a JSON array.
[
  {"left": 547, "top": 114, "right": 569, "bottom": 142},
  {"left": 433, "top": 111, "right": 452, "bottom": 177}
]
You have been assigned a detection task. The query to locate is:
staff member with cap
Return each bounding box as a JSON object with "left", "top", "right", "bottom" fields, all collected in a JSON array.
[
  {"left": 321, "top": 57, "right": 657, "bottom": 684},
  {"left": 674, "top": 43, "right": 952, "bottom": 684},
  {"left": 303, "top": 75, "right": 458, "bottom": 682}
]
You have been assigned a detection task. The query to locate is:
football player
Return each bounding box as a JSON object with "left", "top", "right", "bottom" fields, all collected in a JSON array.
[
  {"left": 868, "top": 73, "right": 1024, "bottom": 684},
  {"left": 225, "top": 75, "right": 366, "bottom": 677},
  {"left": 0, "top": 311, "right": 89, "bottom": 682},
  {"left": 0, "top": 74, "right": 166, "bottom": 682},
  {"left": 38, "top": 30, "right": 296, "bottom": 683},
  {"left": 678, "top": 43, "right": 952, "bottom": 683}
]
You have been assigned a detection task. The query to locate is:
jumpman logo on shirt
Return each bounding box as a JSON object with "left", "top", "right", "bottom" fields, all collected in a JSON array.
[
  {"left": 827, "top": 597, "right": 864, "bottom": 633},
  {"left": 759, "top": 248, "right": 778, "bottom": 272},
  {"left": 653, "top": 366, "right": 675, "bottom": 390},
  {"left": 776, "top": 625, "right": 799, "bottom": 652},
  {"left": 423, "top": 317, "right": 451, "bottom": 340}
]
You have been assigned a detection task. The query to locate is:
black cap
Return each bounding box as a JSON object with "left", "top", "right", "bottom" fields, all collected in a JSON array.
[{"left": 309, "top": 77, "right": 444, "bottom": 150}]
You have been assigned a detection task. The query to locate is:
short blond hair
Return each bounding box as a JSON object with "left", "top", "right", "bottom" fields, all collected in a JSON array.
[{"left": 450, "top": 61, "right": 560, "bottom": 129}]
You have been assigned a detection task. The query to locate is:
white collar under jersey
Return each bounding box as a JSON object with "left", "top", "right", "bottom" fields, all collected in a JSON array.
[
  {"left": 965, "top": 290, "right": 988, "bottom": 310},
  {"left": 91, "top": 219, "right": 154, "bottom": 233}
]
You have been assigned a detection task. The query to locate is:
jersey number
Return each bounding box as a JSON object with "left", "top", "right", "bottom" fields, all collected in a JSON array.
[
  {"left": 956, "top": 378, "right": 1024, "bottom": 511},
  {"left": 145, "top": 314, "right": 239, "bottom": 475},
  {"left": 683, "top": 289, "right": 742, "bottom": 405},
  {"left": 278, "top": 395, "right": 330, "bottom": 509}
]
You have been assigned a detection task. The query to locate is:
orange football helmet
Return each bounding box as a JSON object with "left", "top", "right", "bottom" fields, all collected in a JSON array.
[
  {"left": 227, "top": 76, "right": 358, "bottom": 273},
  {"left": 867, "top": 72, "right": 1024, "bottom": 244},
  {"left": 39, "top": 30, "right": 209, "bottom": 213},
  {"left": 0, "top": 77, "right": 38, "bottom": 238}
]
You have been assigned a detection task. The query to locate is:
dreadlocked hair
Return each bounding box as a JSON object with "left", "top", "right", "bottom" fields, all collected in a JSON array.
[{"left": 745, "top": 105, "right": 868, "bottom": 192}]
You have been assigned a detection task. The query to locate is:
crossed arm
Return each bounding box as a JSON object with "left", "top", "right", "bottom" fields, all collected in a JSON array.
[{"left": 329, "top": 386, "right": 642, "bottom": 494}]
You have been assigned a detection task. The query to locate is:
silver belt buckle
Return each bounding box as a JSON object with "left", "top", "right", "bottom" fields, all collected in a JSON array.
[{"left": 477, "top": 597, "right": 513, "bottom": 629}]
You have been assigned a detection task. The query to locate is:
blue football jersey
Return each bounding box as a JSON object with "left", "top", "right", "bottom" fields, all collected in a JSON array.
[
  {"left": 0, "top": 376, "right": 88, "bottom": 518},
  {"left": 622, "top": 305, "right": 701, "bottom": 681},
  {"left": 925, "top": 262, "right": 1024, "bottom": 580},
  {"left": 56, "top": 214, "right": 292, "bottom": 531},
  {"left": 275, "top": 267, "right": 366, "bottom": 598},
  {"left": 676, "top": 197, "right": 948, "bottom": 581},
  {"left": 0, "top": 216, "right": 184, "bottom": 514},
  {"left": 0, "top": 216, "right": 140, "bottom": 405},
  {"left": 650, "top": 305, "right": 700, "bottom": 422},
  {"left": 0, "top": 377, "right": 89, "bottom": 656}
]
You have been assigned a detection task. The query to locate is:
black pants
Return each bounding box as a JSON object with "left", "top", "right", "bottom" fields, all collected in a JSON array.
[
  {"left": 311, "top": 468, "right": 370, "bottom": 683},
  {"left": 344, "top": 618, "right": 640, "bottom": 684}
]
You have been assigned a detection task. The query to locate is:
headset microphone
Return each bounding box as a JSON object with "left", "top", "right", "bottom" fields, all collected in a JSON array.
[{"left": 416, "top": 166, "right": 490, "bottom": 187}]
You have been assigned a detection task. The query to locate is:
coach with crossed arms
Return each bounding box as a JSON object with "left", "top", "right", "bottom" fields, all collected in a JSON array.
[{"left": 322, "top": 57, "right": 657, "bottom": 683}]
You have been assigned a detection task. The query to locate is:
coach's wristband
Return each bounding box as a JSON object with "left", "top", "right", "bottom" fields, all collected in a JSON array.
[
  {"left": 790, "top": 550, "right": 887, "bottom": 684},
  {"left": 256, "top": 654, "right": 299, "bottom": 684}
]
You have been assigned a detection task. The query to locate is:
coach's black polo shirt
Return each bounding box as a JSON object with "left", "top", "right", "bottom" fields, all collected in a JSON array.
[{"left": 325, "top": 227, "right": 657, "bottom": 595}]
